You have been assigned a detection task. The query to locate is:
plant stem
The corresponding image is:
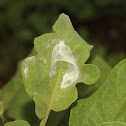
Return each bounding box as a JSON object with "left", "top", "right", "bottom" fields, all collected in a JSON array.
[
  {"left": 40, "top": 67, "right": 61, "bottom": 126},
  {"left": 40, "top": 107, "right": 51, "bottom": 126}
]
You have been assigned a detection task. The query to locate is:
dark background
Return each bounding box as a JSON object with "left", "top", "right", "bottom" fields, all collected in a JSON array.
[{"left": 0, "top": 0, "right": 126, "bottom": 88}]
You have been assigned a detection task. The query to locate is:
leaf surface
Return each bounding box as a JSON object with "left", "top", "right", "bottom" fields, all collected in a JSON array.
[
  {"left": 77, "top": 55, "right": 112, "bottom": 99},
  {"left": 4, "top": 120, "right": 31, "bottom": 126},
  {"left": 21, "top": 13, "right": 100, "bottom": 125},
  {"left": 70, "top": 59, "right": 126, "bottom": 126},
  {"left": 0, "top": 101, "right": 3, "bottom": 125},
  {"left": 100, "top": 122, "right": 126, "bottom": 126}
]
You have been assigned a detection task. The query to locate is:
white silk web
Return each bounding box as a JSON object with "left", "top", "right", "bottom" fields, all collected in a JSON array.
[{"left": 49, "top": 40, "right": 79, "bottom": 89}]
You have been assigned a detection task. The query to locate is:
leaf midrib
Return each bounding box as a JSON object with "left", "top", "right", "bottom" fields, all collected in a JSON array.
[{"left": 40, "top": 65, "right": 62, "bottom": 126}]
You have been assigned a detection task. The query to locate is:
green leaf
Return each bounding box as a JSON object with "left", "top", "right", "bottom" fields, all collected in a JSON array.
[
  {"left": 21, "top": 13, "right": 100, "bottom": 125},
  {"left": 0, "top": 101, "right": 3, "bottom": 125},
  {"left": 77, "top": 56, "right": 112, "bottom": 99},
  {"left": 100, "top": 122, "right": 126, "bottom": 126},
  {"left": 79, "top": 64, "right": 100, "bottom": 85},
  {"left": 4, "top": 120, "right": 31, "bottom": 126},
  {"left": 70, "top": 59, "right": 126, "bottom": 126}
]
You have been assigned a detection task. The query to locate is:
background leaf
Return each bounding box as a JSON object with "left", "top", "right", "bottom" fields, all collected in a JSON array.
[
  {"left": 0, "top": 101, "right": 3, "bottom": 125},
  {"left": 70, "top": 59, "right": 126, "bottom": 126},
  {"left": 92, "top": 56, "right": 112, "bottom": 88},
  {"left": 4, "top": 120, "right": 31, "bottom": 126},
  {"left": 0, "top": 50, "right": 40, "bottom": 126},
  {"left": 21, "top": 13, "right": 99, "bottom": 125},
  {"left": 0, "top": 64, "right": 23, "bottom": 111},
  {"left": 7, "top": 86, "right": 40, "bottom": 126},
  {"left": 46, "top": 110, "right": 66, "bottom": 126}
]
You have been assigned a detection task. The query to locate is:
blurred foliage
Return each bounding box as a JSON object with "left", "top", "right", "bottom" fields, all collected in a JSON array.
[
  {"left": 0, "top": 101, "right": 3, "bottom": 125},
  {"left": 0, "top": 0, "right": 126, "bottom": 83},
  {"left": 0, "top": 0, "right": 126, "bottom": 125}
]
